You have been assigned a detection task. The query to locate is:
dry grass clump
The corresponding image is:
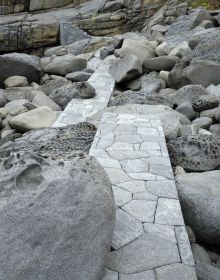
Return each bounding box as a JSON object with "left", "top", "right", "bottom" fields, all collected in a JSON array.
[{"left": 190, "top": 0, "right": 220, "bottom": 9}]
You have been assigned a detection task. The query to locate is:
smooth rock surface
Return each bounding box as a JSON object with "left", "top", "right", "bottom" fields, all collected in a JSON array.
[
  {"left": 41, "top": 54, "right": 87, "bottom": 76},
  {"left": 0, "top": 151, "right": 115, "bottom": 280},
  {"left": 109, "top": 55, "right": 143, "bottom": 83},
  {"left": 176, "top": 171, "right": 220, "bottom": 245},
  {"left": 10, "top": 106, "right": 60, "bottom": 132},
  {"left": 0, "top": 53, "right": 42, "bottom": 87}
]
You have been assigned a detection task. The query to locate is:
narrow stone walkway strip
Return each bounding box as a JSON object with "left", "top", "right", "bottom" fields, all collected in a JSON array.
[
  {"left": 52, "top": 61, "right": 115, "bottom": 127},
  {"left": 89, "top": 112, "right": 197, "bottom": 280}
]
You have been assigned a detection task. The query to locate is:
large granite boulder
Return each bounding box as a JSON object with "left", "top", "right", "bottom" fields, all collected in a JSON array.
[
  {"left": 4, "top": 76, "right": 29, "bottom": 88},
  {"left": 176, "top": 171, "right": 220, "bottom": 245},
  {"left": 0, "top": 149, "right": 115, "bottom": 279},
  {"left": 38, "top": 80, "right": 71, "bottom": 96},
  {"left": 168, "top": 36, "right": 220, "bottom": 88},
  {"left": 88, "top": 104, "right": 190, "bottom": 140},
  {"left": 10, "top": 106, "right": 60, "bottom": 132},
  {"left": 109, "top": 55, "right": 143, "bottom": 83},
  {"left": 31, "top": 91, "right": 62, "bottom": 111},
  {"left": 40, "top": 54, "right": 87, "bottom": 76},
  {"left": 116, "top": 38, "right": 155, "bottom": 63},
  {"left": 49, "top": 81, "right": 96, "bottom": 109},
  {"left": 143, "top": 56, "right": 179, "bottom": 71},
  {"left": 168, "top": 134, "right": 220, "bottom": 171},
  {"left": 0, "top": 53, "right": 42, "bottom": 88}
]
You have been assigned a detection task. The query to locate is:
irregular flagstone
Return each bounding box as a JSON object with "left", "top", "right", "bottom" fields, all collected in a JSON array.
[
  {"left": 107, "top": 233, "right": 181, "bottom": 273},
  {"left": 112, "top": 209, "right": 144, "bottom": 250},
  {"left": 122, "top": 200, "right": 157, "bottom": 223},
  {"left": 155, "top": 198, "right": 185, "bottom": 226},
  {"left": 116, "top": 181, "right": 146, "bottom": 193},
  {"left": 155, "top": 263, "right": 197, "bottom": 280},
  {"left": 119, "top": 270, "right": 156, "bottom": 280},
  {"left": 143, "top": 224, "right": 177, "bottom": 244},
  {"left": 112, "top": 186, "right": 132, "bottom": 207},
  {"left": 52, "top": 61, "right": 115, "bottom": 127},
  {"left": 133, "top": 191, "right": 157, "bottom": 201},
  {"left": 89, "top": 113, "right": 195, "bottom": 278},
  {"left": 175, "top": 226, "right": 195, "bottom": 267},
  {"left": 145, "top": 181, "right": 178, "bottom": 199}
]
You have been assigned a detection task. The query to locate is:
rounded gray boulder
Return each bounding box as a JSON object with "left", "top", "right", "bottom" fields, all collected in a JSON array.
[
  {"left": 176, "top": 171, "right": 220, "bottom": 245},
  {"left": 0, "top": 151, "right": 115, "bottom": 280}
]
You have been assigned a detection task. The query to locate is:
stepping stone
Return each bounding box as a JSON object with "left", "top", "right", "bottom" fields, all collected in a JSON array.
[{"left": 107, "top": 233, "right": 181, "bottom": 273}]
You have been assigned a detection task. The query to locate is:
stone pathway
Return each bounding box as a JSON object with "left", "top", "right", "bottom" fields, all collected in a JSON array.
[
  {"left": 89, "top": 113, "right": 197, "bottom": 280},
  {"left": 52, "top": 61, "right": 115, "bottom": 127}
]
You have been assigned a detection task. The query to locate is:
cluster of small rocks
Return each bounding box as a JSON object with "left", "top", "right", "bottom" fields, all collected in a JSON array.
[{"left": 0, "top": 51, "right": 97, "bottom": 140}]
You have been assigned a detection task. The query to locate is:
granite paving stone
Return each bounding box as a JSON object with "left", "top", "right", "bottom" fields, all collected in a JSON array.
[
  {"left": 112, "top": 209, "right": 144, "bottom": 250},
  {"left": 133, "top": 191, "right": 157, "bottom": 201},
  {"left": 51, "top": 59, "right": 196, "bottom": 279},
  {"left": 122, "top": 200, "right": 157, "bottom": 222},
  {"left": 143, "top": 224, "right": 177, "bottom": 243},
  {"left": 89, "top": 113, "right": 196, "bottom": 279},
  {"left": 145, "top": 181, "right": 178, "bottom": 199},
  {"left": 107, "top": 233, "right": 181, "bottom": 273},
  {"left": 155, "top": 263, "right": 197, "bottom": 280},
  {"left": 155, "top": 198, "right": 185, "bottom": 226},
  {"left": 104, "top": 168, "right": 130, "bottom": 184},
  {"left": 119, "top": 270, "right": 156, "bottom": 280},
  {"left": 175, "top": 226, "right": 195, "bottom": 267},
  {"left": 149, "top": 164, "right": 174, "bottom": 180},
  {"left": 116, "top": 181, "right": 146, "bottom": 193},
  {"left": 112, "top": 186, "right": 132, "bottom": 207},
  {"left": 120, "top": 159, "right": 148, "bottom": 173}
]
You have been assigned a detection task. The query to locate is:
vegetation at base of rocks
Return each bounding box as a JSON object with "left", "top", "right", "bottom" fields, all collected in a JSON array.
[{"left": 190, "top": 0, "right": 220, "bottom": 9}]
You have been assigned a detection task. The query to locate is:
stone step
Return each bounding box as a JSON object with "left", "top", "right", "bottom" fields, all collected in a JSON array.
[
  {"left": 52, "top": 61, "right": 115, "bottom": 127},
  {"left": 89, "top": 112, "right": 197, "bottom": 280}
]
